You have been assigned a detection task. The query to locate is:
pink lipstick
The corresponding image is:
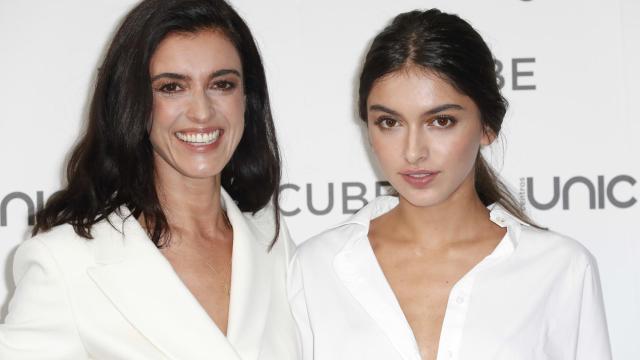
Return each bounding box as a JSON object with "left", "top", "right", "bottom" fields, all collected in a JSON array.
[{"left": 399, "top": 169, "right": 440, "bottom": 188}]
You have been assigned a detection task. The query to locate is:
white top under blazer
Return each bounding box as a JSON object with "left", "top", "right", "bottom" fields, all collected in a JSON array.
[
  {"left": 0, "top": 189, "right": 299, "bottom": 360},
  {"left": 288, "top": 195, "right": 612, "bottom": 360}
]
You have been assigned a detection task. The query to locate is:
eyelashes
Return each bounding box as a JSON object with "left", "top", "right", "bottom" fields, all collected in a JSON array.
[
  {"left": 373, "top": 115, "right": 457, "bottom": 130},
  {"left": 210, "top": 80, "right": 237, "bottom": 91},
  {"left": 155, "top": 82, "right": 183, "bottom": 93},
  {"left": 429, "top": 115, "right": 457, "bottom": 128},
  {"left": 152, "top": 79, "right": 239, "bottom": 95},
  {"left": 374, "top": 117, "right": 400, "bottom": 129}
]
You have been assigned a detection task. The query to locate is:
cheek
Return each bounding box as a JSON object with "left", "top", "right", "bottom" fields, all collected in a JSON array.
[
  {"left": 230, "top": 97, "right": 245, "bottom": 126},
  {"left": 232, "top": 96, "right": 245, "bottom": 124},
  {"left": 437, "top": 129, "right": 482, "bottom": 170},
  {"left": 368, "top": 130, "right": 402, "bottom": 172},
  {"left": 151, "top": 97, "right": 182, "bottom": 130},
  {"left": 222, "top": 95, "right": 246, "bottom": 147},
  {"left": 368, "top": 128, "right": 381, "bottom": 154}
]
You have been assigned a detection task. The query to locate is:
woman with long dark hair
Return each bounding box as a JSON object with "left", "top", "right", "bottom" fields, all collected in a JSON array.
[
  {"left": 0, "top": 0, "right": 298, "bottom": 359},
  {"left": 289, "top": 9, "right": 611, "bottom": 360}
]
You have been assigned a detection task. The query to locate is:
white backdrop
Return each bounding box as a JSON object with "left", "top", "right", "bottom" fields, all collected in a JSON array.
[{"left": 1, "top": 0, "right": 638, "bottom": 358}]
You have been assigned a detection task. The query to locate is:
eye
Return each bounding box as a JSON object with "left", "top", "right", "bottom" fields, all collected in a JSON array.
[
  {"left": 212, "top": 80, "right": 237, "bottom": 91},
  {"left": 375, "top": 117, "right": 400, "bottom": 129},
  {"left": 429, "top": 115, "right": 456, "bottom": 128},
  {"left": 155, "top": 82, "right": 184, "bottom": 94}
]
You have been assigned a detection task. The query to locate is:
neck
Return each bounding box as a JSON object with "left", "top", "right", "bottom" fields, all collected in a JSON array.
[
  {"left": 152, "top": 161, "right": 229, "bottom": 245},
  {"left": 392, "top": 176, "right": 493, "bottom": 248}
]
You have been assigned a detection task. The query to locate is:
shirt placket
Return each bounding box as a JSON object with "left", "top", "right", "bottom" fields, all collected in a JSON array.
[
  {"left": 436, "top": 228, "right": 513, "bottom": 360},
  {"left": 436, "top": 271, "right": 476, "bottom": 360}
]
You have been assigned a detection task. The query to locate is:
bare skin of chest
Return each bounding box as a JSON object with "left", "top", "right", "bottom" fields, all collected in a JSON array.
[
  {"left": 162, "top": 234, "right": 233, "bottom": 335},
  {"left": 369, "top": 216, "right": 505, "bottom": 359}
]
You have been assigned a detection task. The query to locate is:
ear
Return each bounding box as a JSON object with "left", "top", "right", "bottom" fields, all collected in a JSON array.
[{"left": 480, "top": 126, "right": 497, "bottom": 146}]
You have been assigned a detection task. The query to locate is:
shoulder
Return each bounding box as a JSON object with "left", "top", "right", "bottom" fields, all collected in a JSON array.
[
  {"left": 16, "top": 213, "right": 127, "bottom": 272},
  {"left": 228, "top": 198, "right": 297, "bottom": 267},
  {"left": 490, "top": 204, "right": 598, "bottom": 270},
  {"left": 23, "top": 223, "right": 90, "bottom": 259},
  {"left": 244, "top": 200, "right": 278, "bottom": 241},
  {"left": 297, "top": 223, "right": 360, "bottom": 258},
  {"left": 12, "top": 223, "right": 93, "bottom": 283},
  {"left": 295, "top": 216, "right": 372, "bottom": 268},
  {"left": 296, "top": 195, "right": 398, "bottom": 262},
  {"left": 253, "top": 201, "right": 298, "bottom": 258},
  {"left": 222, "top": 187, "right": 283, "bottom": 246},
  {"left": 287, "top": 221, "right": 364, "bottom": 298},
  {"left": 517, "top": 225, "right": 598, "bottom": 269}
]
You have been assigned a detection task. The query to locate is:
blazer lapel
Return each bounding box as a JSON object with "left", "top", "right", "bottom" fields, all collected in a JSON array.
[
  {"left": 333, "top": 225, "right": 421, "bottom": 360},
  {"left": 87, "top": 209, "right": 241, "bottom": 360},
  {"left": 222, "top": 189, "right": 274, "bottom": 360}
]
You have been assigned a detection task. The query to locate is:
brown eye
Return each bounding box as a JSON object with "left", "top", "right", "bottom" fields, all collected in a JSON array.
[
  {"left": 431, "top": 116, "right": 456, "bottom": 128},
  {"left": 384, "top": 119, "right": 397, "bottom": 127},
  {"left": 376, "top": 117, "right": 399, "bottom": 129},
  {"left": 212, "top": 80, "right": 237, "bottom": 91},
  {"left": 157, "top": 82, "right": 183, "bottom": 93}
]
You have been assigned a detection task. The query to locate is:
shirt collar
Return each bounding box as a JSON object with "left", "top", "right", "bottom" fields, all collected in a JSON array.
[
  {"left": 486, "top": 202, "right": 527, "bottom": 256},
  {"left": 335, "top": 196, "right": 526, "bottom": 256},
  {"left": 338, "top": 195, "right": 399, "bottom": 229}
]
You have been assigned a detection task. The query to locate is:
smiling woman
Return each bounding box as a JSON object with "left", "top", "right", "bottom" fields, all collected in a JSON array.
[
  {"left": 0, "top": 1, "right": 298, "bottom": 359},
  {"left": 149, "top": 30, "right": 246, "bottom": 182},
  {"left": 289, "top": 9, "right": 612, "bottom": 360}
]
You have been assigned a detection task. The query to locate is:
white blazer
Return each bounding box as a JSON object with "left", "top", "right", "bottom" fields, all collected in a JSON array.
[
  {"left": 289, "top": 196, "right": 612, "bottom": 360},
  {"left": 0, "top": 189, "right": 299, "bottom": 360}
]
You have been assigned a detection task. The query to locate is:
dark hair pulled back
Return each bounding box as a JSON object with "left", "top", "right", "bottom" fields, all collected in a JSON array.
[{"left": 359, "top": 9, "right": 537, "bottom": 226}]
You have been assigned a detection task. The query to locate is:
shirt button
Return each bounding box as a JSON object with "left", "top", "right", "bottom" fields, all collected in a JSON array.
[
  {"left": 455, "top": 296, "right": 465, "bottom": 304},
  {"left": 448, "top": 350, "right": 454, "bottom": 358}
]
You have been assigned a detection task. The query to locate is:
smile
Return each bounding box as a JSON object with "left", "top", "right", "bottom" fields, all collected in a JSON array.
[{"left": 175, "top": 129, "right": 221, "bottom": 145}]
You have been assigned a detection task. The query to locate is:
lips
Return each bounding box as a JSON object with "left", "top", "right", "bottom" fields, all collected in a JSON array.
[
  {"left": 174, "top": 128, "right": 224, "bottom": 152},
  {"left": 399, "top": 169, "right": 440, "bottom": 188},
  {"left": 175, "top": 129, "right": 221, "bottom": 145}
]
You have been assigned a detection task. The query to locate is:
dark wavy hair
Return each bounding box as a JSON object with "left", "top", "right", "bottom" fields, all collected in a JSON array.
[
  {"left": 359, "top": 9, "right": 537, "bottom": 226},
  {"left": 33, "top": 0, "right": 282, "bottom": 246}
]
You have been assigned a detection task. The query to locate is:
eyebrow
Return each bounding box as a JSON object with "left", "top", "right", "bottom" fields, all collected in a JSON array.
[
  {"left": 369, "top": 103, "right": 464, "bottom": 116},
  {"left": 150, "top": 68, "right": 242, "bottom": 82}
]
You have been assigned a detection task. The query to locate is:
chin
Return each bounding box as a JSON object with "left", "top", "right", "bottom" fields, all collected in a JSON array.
[
  {"left": 393, "top": 186, "right": 448, "bottom": 208},
  {"left": 177, "top": 165, "right": 225, "bottom": 180},
  {"left": 401, "top": 194, "right": 447, "bottom": 208}
]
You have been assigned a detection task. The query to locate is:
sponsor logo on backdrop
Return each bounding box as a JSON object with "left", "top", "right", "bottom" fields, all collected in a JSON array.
[
  {"left": 280, "top": 181, "right": 392, "bottom": 216},
  {"left": 495, "top": 58, "right": 536, "bottom": 91},
  {"left": 1, "top": 182, "right": 394, "bottom": 225},
  {"left": 5, "top": 175, "right": 634, "bottom": 225},
  {"left": 0, "top": 191, "right": 44, "bottom": 227},
  {"left": 519, "top": 175, "right": 637, "bottom": 210}
]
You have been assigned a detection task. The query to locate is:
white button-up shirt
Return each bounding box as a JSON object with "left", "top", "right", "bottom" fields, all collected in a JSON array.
[{"left": 288, "top": 196, "right": 612, "bottom": 360}]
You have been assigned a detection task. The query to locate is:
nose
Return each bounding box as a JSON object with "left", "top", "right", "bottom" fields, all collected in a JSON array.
[
  {"left": 186, "top": 89, "right": 213, "bottom": 123},
  {"left": 404, "top": 126, "right": 428, "bottom": 164}
]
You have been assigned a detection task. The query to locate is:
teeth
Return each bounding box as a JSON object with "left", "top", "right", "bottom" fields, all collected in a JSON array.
[
  {"left": 176, "top": 130, "right": 220, "bottom": 144},
  {"left": 409, "top": 173, "right": 431, "bottom": 178}
]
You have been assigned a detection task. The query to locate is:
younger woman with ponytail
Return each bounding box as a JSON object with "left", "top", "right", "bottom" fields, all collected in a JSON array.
[{"left": 288, "top": 9, "right": 611, "bottom": 360}]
